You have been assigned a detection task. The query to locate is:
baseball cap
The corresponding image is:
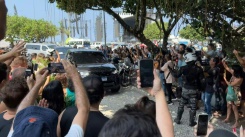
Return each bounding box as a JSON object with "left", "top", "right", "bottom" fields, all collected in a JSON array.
[
  {"left": 83, "top": 74, "right": 104, "bottom": 97},
  {"left": 208, "top": 129, "right": 237, "bottom": 137},
  {"left": 12, "top": 106, "right": 58, "bottom": 137}
]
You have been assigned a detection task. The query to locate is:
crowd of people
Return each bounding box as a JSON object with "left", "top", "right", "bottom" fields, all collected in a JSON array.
[{"left": 0, "top": 0, "right": 245, "bottom": 137}]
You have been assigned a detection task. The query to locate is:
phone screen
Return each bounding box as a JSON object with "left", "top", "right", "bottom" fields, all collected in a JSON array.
[
  {"left": 25, "top": 69, "right": 32, "bottom": 78},
  {"left": 197, "top": 114, "right": 209, "bottom": 136},
  {"left": 33, "top": 64, "right": 38, "bottom": 71},
  {"left": 48, "top": 63, "right": 65, "bottom": 73},
  {"left": 139, "top": 59, "right": 154, "bottom": 87}
]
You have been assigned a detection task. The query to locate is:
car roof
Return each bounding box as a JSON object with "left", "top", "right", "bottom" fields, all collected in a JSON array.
[
  {"left": 55, "top": 46, "right": 72, "bottom": 49},
  {"left": 68, "top": 49, "right": 102, "bottom": 52}
]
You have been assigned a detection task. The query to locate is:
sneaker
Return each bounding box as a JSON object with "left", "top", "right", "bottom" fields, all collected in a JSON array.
[
  {"left": 167, "top": 101, "right": 173, "bottom": 105},
  {"left": 172, "top": 98, "right": 178, "bottom": 101}
]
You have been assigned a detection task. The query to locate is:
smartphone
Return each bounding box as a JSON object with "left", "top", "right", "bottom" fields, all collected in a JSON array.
[
  {"left": 48, "top": 63, "right": 65, "bottom": 74},
  {"left": 139, "top": 59, "right": 154, "bottom": 87},
  {"left": 33, "top": 64, "right": 38, "bottom": 71},
  {"left": 25, "top": 69, "right": 32, "bottom": 78},
  {"left": 196, "top": 114, "right": 209, "bottom": 136}
]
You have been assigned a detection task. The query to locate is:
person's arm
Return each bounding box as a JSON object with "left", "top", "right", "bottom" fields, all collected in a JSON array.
[
  {"left": 56, "top": 50, "right": 61, "bottom": 63},
  {"left": 0, "top": 41, "right": 25, "bottom": 62},
  {"left": 16, "top": 68, "right": 49, "bottom": 112},
  {"left": 168, "top": 64, "right": 182, "bottom": 78},
  {"left": 4, "top": 57, "right": 14, "bottom": 66},
  {"left": 137, "top": 69, "right": 174, "bottom": 137},
  {"left": 233, "top": 49, "right": 245, "bottom": 67},
  {"left": 221, "top": 60, "right": 232, "bottom": 74},
  {"left": 161, "top": 61, "right": 168, "bottom": 71},
  {"left": 8, "top": 68, "right": 48, "bottom": 133},
  {"left": 61, "top": 60, "right": 90, "bottom": 132},
  {"left": 224, "top": 77, "right": 243, "bottom": 87}
]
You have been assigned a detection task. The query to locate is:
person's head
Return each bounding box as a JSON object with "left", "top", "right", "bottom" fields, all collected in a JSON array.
[
  {"left": 134, "top": 96, "right": 156, "bottom": 119},
  {"left": 0, "top": 77, "right": 29, "bottom": 110},
  {"left": 208, "top": 44, "right": 215, "bottom": 51},
  {"left": 10, "top": 56, "right": 28, "bottom": 71},
  {"left": 31, "top": 53, "right": 37, "bottom": 60},
  {"left": 99, "top": 105, "right": 161, "bottom": 137},
  {"left": 209, "top": 57, "right": 219, "bottom": 67},
  {"left": 230, "top": 65, "right": 243, "bottom": 78},
  {"left": 0, "top": 62, "right": 8, "bottom": 88},
  {"left": 183, "top": 52, "right": 197, "bottom": 63},
  {"left": 11, "top": 67, "right": 26, "bottom": 79},
  {"left": 55, "top": 73, "right": 68, "bottom": 88},
  {"left": 179, "top": 44, "right": 186, "bottom": 51},
  {"left": 37, "top": 53, "right": 45, "bottom": 60},
  {"left": 0, "top": 0, "right": 7, "bottom": 40},
  {"left": 42, "top": 80, "right": 65, "bottom": 115},
  {"left": 11, "top": 106, "right": 58, "bottom": 137},
  {"left": 83, "top": 74, "right": 104, "bottom": 105},
  {"left": 144, "top": 47, "right": 149, "bottom": 53},
  {"left": 165, "top": 54, "right": 171, "bottom": 61}
]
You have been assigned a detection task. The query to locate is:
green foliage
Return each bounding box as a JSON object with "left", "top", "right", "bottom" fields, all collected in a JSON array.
[
  {"left": 144, "top": 22, "right": 168, "bottom": 40},
  {"left": 179, "top": 25, "right": 205, "bottom": 41},
  {"left": 6, "top": 15, "right": 58, "bottom": 43}
]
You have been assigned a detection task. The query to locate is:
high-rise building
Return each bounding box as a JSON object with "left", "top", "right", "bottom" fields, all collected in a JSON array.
[{"left": 95, "top": 15, "right": 103, "bottom": 41}]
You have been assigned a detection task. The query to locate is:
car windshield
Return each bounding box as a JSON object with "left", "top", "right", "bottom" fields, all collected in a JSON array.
[
  {"left": 56, "top": 47, "right": 72, "bottom": 59},
  {"left": 72, "top": 52, "right": 108, "bottom": 64},
  {"left": 47, "top": 45, "right": 56, "bottom": 49}
]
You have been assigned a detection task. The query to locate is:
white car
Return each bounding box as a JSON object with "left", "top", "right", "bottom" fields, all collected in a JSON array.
[{"left": 24, "top": 43, "right": 54, "bottom": 56}]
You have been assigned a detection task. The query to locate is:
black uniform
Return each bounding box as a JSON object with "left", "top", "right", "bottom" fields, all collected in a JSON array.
[{"left": 169, "top": 61, "right": 204, "bottom": 126}]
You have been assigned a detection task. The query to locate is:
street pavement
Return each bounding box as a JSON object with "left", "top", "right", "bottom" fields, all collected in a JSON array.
[{"left": 100, "top": 86, "right": 245, "bottom": 137}]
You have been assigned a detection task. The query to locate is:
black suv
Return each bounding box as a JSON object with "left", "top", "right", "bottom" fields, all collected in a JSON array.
[{"left": 66, "top": 49, "right": 120, "bottom": 93}]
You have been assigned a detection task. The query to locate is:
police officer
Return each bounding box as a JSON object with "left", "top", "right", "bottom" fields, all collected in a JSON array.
[{"left": 169, "top": 48, "right": 204, "bottom": 126}]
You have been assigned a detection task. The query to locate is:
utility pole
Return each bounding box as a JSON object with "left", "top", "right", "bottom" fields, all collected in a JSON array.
[{"left": 103, "top": 11, "right": 106, "bottom": 46}]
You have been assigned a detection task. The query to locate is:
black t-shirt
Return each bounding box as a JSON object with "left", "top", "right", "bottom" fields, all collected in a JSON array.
[
  {"left": 60, "top": 106, "right": 109, "bottom": 137},
  {"left": 0, "top": 112, "right": 14, "bottom": 137}
]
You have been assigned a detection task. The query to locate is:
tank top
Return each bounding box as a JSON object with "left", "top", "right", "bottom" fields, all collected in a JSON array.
[{"left": 0, "top": 112, "right": 14, "bottom": 137}]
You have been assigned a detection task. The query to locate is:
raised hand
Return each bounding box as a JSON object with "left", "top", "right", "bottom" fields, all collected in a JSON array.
[
  {"left": 9, "top": 41, "right": 26, "bottom": 57},
  {"left": 38, "top": 98, "right": 49, "bottom": 108},
  {"left": 35, "top": 68, "right": 49, "bottom": 87},
  {"left": 137, "top": 69, "right": 162, "bottom": 96}
]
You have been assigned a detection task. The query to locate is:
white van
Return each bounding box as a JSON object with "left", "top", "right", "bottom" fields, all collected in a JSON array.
[
  {"left": 68, "top": 39, "right": 91, "bottom": 49},
  {"left": 91, "top": 42, "right": 103, "bottom": 49},
  {"left": 25, "top": 43, "right": 54, "bottom": 56}
]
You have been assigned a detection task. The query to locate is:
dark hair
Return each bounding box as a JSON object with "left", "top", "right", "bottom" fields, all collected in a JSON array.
[
  {"left": 208, "top": 43, "right": 215, "bottom": 49},
  {"left": 165, "top": 54, "right": 171, "bottom": 60},
  {"left": 99, "top": 105, "right": 161, "bottom": 137},
  {"left": 134, "top": 96, "right": 156, "bottom": 119},
  {"left": 0, "top": 77, "right": 29, "bottom": 109},
  {"left": 0, "top": 62, "right": 8, "bottom": 83},
  {"left": 231, "top": 65, "right": 243, "bottom": 78},
  {"left": 42, "top": 80, "right": 65, "bottom": 114},
  {"left": 212, "top": 57, "right": 219, "bottom": 66},
  {"left": 179, "top": 44, "right": 186, "bottom": 50}
]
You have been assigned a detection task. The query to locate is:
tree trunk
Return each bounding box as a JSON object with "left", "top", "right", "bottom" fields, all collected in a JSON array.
[{"left": 162, "top": 33, "right": 169, "bottom": 51}]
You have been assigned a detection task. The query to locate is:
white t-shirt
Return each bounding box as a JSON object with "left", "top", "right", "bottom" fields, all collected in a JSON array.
[{"left": 65, "top": 124, "right": 84, "bottom": 137}]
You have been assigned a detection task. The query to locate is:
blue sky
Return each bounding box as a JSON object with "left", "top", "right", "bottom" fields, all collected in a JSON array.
[
  {"left": 5, "top": 0, "right": 182, "bottom": 44},
  {"left": 5, "top": 0, "right": 114, "bottom": 43}
]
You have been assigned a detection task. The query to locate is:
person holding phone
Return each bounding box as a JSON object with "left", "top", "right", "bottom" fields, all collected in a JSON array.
[{"left": 169, "top": 49, "right": 204, "bottom": 127}]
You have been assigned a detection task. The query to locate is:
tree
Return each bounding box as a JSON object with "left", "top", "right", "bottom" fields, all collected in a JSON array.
[
  {"left": 179, "top": 25, "right": 205, "bottom": 42},
  {"left": 144, "top": 22, "right": 163, "bottom": 40},
  {"left": 185, "top": 0, "right": 245, "bottom": 51},
  {"left": 6, "top": 15, "right": 58, "bottom": 43}
]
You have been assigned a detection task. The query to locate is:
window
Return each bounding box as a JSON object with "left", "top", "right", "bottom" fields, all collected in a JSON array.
[
  {"left": 42, "top": 46, "right": 48, "bottom": 51},
  {"left": 71, "top": 52, "right": 108, "bottom": 64},
  {"left": 26, "top": 45, "right": 40, "bottom": 50}
]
